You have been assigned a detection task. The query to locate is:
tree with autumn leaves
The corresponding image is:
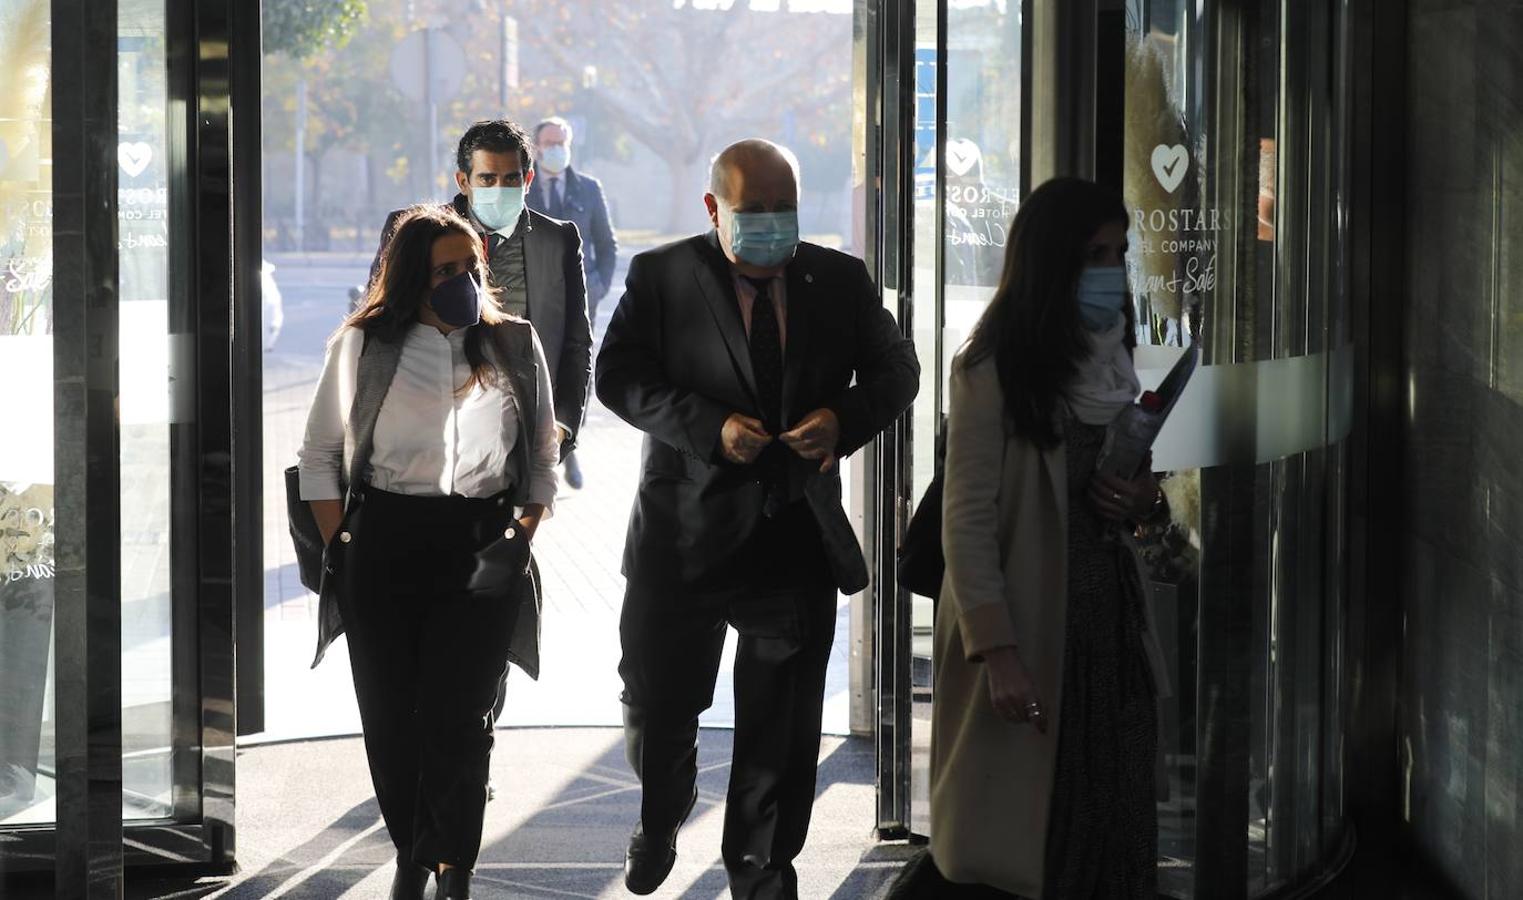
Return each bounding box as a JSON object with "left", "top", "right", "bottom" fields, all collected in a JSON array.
[{"left": 264, "top": 0, "right": 853, "bottom": 238}]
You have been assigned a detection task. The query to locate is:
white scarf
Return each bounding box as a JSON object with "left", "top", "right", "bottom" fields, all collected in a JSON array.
[{"left": 1066, "top": 319, "right": 1141, "bottom": 425}]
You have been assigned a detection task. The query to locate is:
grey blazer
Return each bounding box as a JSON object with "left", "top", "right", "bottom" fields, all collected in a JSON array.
[{"left": 309, "top": 320, "right": 546, "bottom": 680}]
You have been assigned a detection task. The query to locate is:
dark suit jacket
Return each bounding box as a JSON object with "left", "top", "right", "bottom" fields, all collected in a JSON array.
[
  {"left": 595, "top": 232, "right": 920, "bottom": 593},
  {"left": 526, "top": 166, "right": 618, "bottom": 301},
  {"left": 373, "top": 197, "right": 592, "bottom": 452}
]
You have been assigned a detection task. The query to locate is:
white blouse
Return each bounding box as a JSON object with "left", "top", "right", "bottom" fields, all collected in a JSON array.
[{"left": 298, "top": 322, "right": 558, "bottom": 512}]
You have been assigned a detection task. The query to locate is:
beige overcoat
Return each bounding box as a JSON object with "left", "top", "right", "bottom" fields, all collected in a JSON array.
[{"left": 929, "top": 355, "right": 1170, "bottom": 898}]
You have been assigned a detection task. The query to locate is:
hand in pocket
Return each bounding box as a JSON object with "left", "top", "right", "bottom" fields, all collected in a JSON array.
[{"left": 466, "top": 519, "right": 532, "bottom": 594}]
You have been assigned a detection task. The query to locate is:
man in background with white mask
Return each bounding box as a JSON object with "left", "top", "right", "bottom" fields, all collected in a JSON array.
[
  {"left": 596, "top": 139, "right": 918, "bottom": 898},
  {"left": 372, "top": 119, "right": 592, "bottom": 473},
  {"left": 526, "top": 116, "right": 617, "bottom": 489}
]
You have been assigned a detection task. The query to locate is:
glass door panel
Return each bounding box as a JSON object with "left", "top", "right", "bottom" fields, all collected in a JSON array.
[
  {"left": 0, "top": 0, "right": 57, "bottom": 830},
  {"left": 1120, "top": 0, "right": 1351, "bottom": 895},
  {"left": 906, "top": 0, "right": 941, "bottom": 838},
  {"left": 0, "top": 0, "right": 179, "bottom": 833},
  {"left": 119, "top": 0, "right": 177, "bottom": 824},
  {"left": 1, "top": 1, "right": 242, "bottom": 879},
  {"left": 942, "top": 0, "right": 1022, "bottom": 360},
  {"left": 903, "top": 0, "right": 1025, "bottom": 839},
  {"left": 889, "top": 5, "right": 1351, "bottom": 898}
]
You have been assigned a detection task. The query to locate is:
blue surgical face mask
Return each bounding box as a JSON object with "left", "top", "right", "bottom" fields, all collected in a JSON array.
[
  {"left": 470, "top": 184, "right": 525, "bottom": 233},
  {"left": 721, "top": 205, "right": 800, "bottom": 270},
  {"left": 538, "top": 145, "right": 570, "bottom": 174},
  {"left": 429, "top": 270, "right": 483, "bottom": 328},
  {"left": 1076, "top": 265, "right": 1129, "bottom": 331}
]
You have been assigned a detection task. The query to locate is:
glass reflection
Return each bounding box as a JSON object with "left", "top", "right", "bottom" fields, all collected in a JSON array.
[
  {"left": 118, "top": 0, "right": 174, "bottom": 822},
  {"left": 907, "top": 0, "right": 940, "bottom": 838},
  {"left": 1121, "top": 1, "right": 1349, "bottom": 896},
  {"left": 909, "top": 0, "right": 1024, "bottom": 838},
  {"left": 1122, "top": 3, "right": 1210, "bottom": 886},
  {"left": 0, "top": 0, "right": 177, "bottom": 830},
  {"left": 0, "top": 0, "right": 56, "bottom": 829}
]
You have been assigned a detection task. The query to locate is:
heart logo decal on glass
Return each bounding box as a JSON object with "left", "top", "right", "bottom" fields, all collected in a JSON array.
[
  {"left": 118, "top": 142, "right": 153, "bottom": 179},
  {"left": 1150, "top": 143, "right": 1188, "bottom": 193},
  {"left": 945, "top": 138, "right": 982, "bottom": 177}
]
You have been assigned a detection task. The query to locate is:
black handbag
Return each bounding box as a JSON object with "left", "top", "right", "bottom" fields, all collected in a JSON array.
[
  {"left": 896, "top": 417, "right": 948, "bottom": 599},
  {"left": 286, "top": 464, "right": 326, "bottom": 593}
]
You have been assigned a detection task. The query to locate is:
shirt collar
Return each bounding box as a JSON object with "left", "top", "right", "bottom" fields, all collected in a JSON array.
[
  {"left": 409, "top": 321, "right": 472, "bottom": 344},
  {"left": 468, "top": 207, "right": 531, "bottom": 240},
  {"left": 729, "top": 266, "right": 785, "bottom": 291}
]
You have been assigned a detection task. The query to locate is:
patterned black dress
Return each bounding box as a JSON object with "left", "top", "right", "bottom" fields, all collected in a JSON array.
[{"left": 1041, "top": 418, "right": 1159, "bottom": 899}]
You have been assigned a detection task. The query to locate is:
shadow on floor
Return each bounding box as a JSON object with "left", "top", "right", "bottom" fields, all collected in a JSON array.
[
  {"left": 468, "top": 730, "right": 878, "bottom": 899},
  {"left": 94, "top": 729, "right": 888, "bottom": 900}
]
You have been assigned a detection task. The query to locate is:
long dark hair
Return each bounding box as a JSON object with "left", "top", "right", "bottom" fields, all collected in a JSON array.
[
  {"left": 345, "top": 204, "right": 510, "bottom": 392},
  {"left": 957, "top": 177, "right": 1130, "bottom": 449}
]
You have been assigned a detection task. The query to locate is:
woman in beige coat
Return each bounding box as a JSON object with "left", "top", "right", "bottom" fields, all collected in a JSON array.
[{"left": 926, "top": 178, "right": 1171, "bottom": 899}]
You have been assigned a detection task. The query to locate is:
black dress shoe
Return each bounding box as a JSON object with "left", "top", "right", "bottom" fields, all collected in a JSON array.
[
  {"left": 434, "top": 867, "right": 472, "bottom": 900},
  {"left": 389, "top": 853, "right": 430, "bottom": 900},
  {"left": 624, "top": 789, "right": 698, "bottom": 895}
]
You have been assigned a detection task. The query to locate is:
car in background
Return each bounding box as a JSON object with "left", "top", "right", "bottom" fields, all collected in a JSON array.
[{"left": 262, "top": 258, "right": 283, "bottom": 352}]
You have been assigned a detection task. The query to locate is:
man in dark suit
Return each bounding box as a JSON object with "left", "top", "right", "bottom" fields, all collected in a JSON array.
[
  {"left": 596, "top": 139, "right": 919, "bottom": 898},
  {"left": 526, "top": 116, "right": 617, "bottom": 489},
  {"left": 373, "top": 119, "right": 592, "bottom": 461}
]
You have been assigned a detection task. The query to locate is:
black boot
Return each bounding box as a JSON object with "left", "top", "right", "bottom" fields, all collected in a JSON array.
[
  {"left": 389, "top": 853, "right": 430, "bottom": 900},
  {"left": 434, "top": 867, "right": 472, "bottom": 900}
]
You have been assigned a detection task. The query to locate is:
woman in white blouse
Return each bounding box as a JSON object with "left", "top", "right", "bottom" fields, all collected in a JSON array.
[{"left": 298, "top": 204, "right": 558, "bottom": 900}]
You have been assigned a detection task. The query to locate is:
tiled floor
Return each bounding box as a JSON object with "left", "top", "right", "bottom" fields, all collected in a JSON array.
[{"left": 96, "top": 728, "right": 903, "bottom": 900}]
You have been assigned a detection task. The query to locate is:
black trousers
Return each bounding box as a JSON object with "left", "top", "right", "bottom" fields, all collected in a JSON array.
[
  {"left": 619, "top": 507, "right": 838, "bottom": 900},
  {"left": 337, "top": 486, "right": 520, "bottom": 871}
]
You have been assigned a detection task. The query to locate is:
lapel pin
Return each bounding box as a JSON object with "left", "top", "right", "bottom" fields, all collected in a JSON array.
[{"left": 804, "top": 273, "right": 814, "bottom": 284}]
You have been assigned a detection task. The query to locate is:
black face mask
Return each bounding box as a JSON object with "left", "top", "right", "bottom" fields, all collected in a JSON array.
[{"left": 429, "top": 270, "right": 483, "bottom": 327}]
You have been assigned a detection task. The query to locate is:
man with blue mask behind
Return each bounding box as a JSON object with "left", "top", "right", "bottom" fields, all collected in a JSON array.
[
  {"left": 373, "top": 119, "right": 592, "bottom": 475},
  {"left": 596, "top": 139, "right": 919, "bottom": 898}
]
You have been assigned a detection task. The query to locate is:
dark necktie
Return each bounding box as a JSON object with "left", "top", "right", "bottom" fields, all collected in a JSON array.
[
  {"left": 549, "top": 178, "right": 564, "bottom": 218},
  {"left": 745, "top": 276, "right": 787, "bottom": 517}
]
